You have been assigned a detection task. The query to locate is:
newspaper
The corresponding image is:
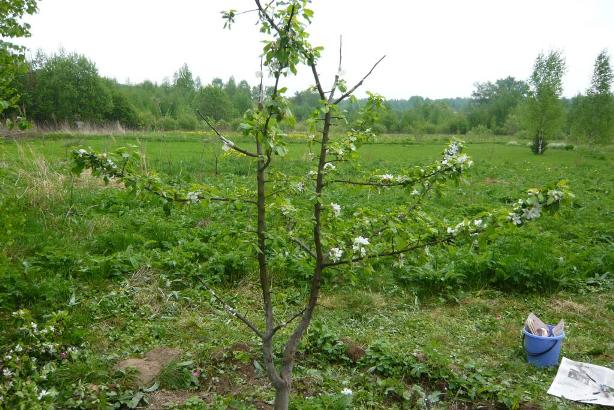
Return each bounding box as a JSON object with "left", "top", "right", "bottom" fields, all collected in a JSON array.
[
  {"left": 525, "top": 312, "right": 564, "bottom": 336},
  {"left": 548, "top": 357, "right": 614, "bottom": 406}
]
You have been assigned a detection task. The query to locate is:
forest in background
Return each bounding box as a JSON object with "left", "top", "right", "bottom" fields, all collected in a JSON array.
[{"left": 2, "top": 49, "right": 614, "bottom": 144}]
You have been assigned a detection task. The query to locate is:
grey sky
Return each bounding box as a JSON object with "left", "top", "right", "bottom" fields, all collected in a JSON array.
[{"left": 19, "top": 0, "right": 614, "bottom": 99}]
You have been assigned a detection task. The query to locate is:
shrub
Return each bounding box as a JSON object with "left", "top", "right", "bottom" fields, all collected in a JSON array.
[{"left": 158, "top": 116, "right": 178, "bottom": 131}]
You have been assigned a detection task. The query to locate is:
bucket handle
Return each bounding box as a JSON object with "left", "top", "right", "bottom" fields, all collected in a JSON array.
[{"left": 522, "top": 333, "right": 559, "bottom": 357}]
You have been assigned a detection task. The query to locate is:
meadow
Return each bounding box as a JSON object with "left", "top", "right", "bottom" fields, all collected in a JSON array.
[{"left": 1, "top": 132, "right": 613, "bottom": 409}]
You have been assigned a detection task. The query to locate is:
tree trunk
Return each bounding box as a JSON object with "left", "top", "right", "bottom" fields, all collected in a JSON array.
[{"left": 273, "top": 384, "right": 290, "bottom": 410}]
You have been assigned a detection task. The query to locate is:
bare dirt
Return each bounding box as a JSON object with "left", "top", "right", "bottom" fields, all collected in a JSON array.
[{"left": 115, "top": 347, "right": 182, "bottom": 387}]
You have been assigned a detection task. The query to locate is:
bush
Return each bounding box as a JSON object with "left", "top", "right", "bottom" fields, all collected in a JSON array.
[
  {"left": 158, "top": 116, "right": 178, "bottom": 131},
  {"left": 176, "top": 113, "right": 199, "bottom": 130},
  {"left": 136, "top": 111, "right": 156, "bottom": 130},
  {"left": 466, "top": 124, "right": 492, "bottom": 139}
]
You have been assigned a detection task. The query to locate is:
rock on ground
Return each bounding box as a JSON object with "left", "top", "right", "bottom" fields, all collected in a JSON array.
[{"left": 115, "top": 347, "right": 182, "bottom": 387}]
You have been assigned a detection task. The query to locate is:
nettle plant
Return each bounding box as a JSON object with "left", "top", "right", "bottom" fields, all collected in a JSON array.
[{"left": 71, "top": 1, "right": 571, "bottom": 408}]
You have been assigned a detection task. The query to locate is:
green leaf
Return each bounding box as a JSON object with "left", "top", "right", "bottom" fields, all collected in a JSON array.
[
  {"left": 274, "top": 145, "right": 288, "bottom": 157},
  {"left": 127, "top": 392, "right": 144, "bottom": 409},
  {"left": 253, "top": 360, "right": 265, "bottom": 376},
  {"left": 143, "top": 382, "right": 159, "bottom": 393}
]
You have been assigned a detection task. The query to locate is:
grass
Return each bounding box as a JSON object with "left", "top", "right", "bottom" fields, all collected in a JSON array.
[{"left": 0, "top": 132, "right": 613, "bottom": 408}]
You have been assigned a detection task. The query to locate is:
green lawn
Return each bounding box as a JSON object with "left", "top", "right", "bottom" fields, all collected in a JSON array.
[{"left": 0, "top": 133, "right": 613, "bottom": 409}]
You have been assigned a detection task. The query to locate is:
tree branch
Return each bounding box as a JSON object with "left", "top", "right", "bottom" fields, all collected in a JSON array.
[
  {"left": 197, "top": 111, "right": 259, "bottom": 158},
  {"left": 265, "top": 187, "right": 289, "bottom": 198},
  {"left": 289, "top": 237, "right": 316, "bottom": 259},
  {"left": 258, "top": 57, "right": 265, "bottom": 109},
  {"left": 254, "top": 0, "right": 281, "bottom": 32},
  {"left": 309, "top": 62, "right": 326, "bottom": 100},
  {"left": 333, "top": 55, "right": 386, "bottom": 105},
  {"left": 142, "top": 186, "right": 257, "bottom": 205},
  {"left": 328, "top": 164, "right": 453, "bottom": 188},
  {"left": 197, "top": 278, "right": 264, "bottom": 339},
  {"left": 322, "top": 235, "right": 454, "bottom": 268},
  {"left": 327, "top": 35, "right": 343, "bottom": 103},
  {"left": 259, "top": 4, "right": 296, "bottom": 172},
  {"left": 263, "top": 308, "right": 307, "bottom": 342}
]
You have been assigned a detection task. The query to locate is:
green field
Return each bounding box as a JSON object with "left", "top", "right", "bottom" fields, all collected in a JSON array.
[{"left": 1, "top": 133, "right": 613, "bottom": 409}]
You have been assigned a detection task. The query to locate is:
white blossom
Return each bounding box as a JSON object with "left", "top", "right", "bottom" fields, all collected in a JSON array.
[
  {"left": 507, "top": 213, "right": 522, "bottom": 225},
  {"left": 352, "top": 236, "right": 369, "bottom": 257},
  {"left": 222, "top": 142, "right": 233, "bottom": 152},
  {"left": 341, "top": 387, "right": 353, "bottom": 396},
  {"left": 77, "top": 149, "right": 87, "bottom": 156},
  {"left": 280, "top": 204, "right": 296, "bottom": 216},
  {"left": 523, "top": 204, "right": 542, "bottom": 220},
  {"left": 447, "top": 221, "right": 468, "bottom": 235},
  {"left": 548, "top": 189, "right": 563, "bottom": 202},
  {"left": 441, "top": 140, "right": 473, "bottom": 169},
  {"left": 43, "top": 343, "right": 56, "bottom": 354},
  {"left": 411, "top": 188, "right": 420, "bottom": 196},
  {"left": 442, "top": 141, "right": 461, "bottom": 163},
  {"left": 31, "top": 322, "right": 37, "bottom": 330},
  {"left": 333, "top": 147, "right": 345, "bottom": 156},
  {"left": 379, "top": 174, "right": 394, "bottom": 182},
  {"left": 295, "top": 182, "right": 305, "bottom": 192},
  {"left": 323, "top": 162, "right": 336, "bottom": 171},
  {"left": 186, "top": 191, "right": 200, "bottom": 204},
  {"left": 2, "top": 369, "right": 12, "bottom": 378},
  {"left": 330, "top": 203, "right": 341, "bottom": 217},
  {"left": 14, "top": 344, "right": 22, "bottom": 353},
  {"left": 37, "top": 389, "right": 49, "bottom": 400},
  {"left": 473, "top": 219, "right": 483, "bottom": 227},
  {"left": 329, "top": 247, "right": 344, "bottom": 263}
]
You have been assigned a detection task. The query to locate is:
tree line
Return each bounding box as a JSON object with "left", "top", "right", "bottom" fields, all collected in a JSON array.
[{"left": 2, "top": 48, "right": 614, "bottom": 146}]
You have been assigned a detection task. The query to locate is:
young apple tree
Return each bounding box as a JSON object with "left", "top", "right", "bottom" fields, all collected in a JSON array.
[{"left": 72, "top": 1, "right": 572, "bottom": 408}]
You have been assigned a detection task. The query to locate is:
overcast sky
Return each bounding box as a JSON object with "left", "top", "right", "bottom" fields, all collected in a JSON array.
[{"left": 18, "top": 0, "right": 614, "bottom": 99}]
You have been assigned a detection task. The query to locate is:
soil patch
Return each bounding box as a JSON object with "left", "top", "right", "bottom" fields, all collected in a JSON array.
[{"left": 115, "top": 347, "right": 182, "bottom": 387}]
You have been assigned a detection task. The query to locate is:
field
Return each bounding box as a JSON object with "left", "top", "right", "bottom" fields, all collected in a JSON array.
[{"left": 1, "top": 132, "right": 613, "bottom": 409}]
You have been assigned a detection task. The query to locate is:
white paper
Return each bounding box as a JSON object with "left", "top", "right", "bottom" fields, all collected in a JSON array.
[{"left": 548, "top": 357, "right": 614, "bottom": 406}]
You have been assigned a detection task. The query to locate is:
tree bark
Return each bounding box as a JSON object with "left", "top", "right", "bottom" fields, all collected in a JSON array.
[{"left": 273, "top": 384, "right": 290, "bottom": 410}]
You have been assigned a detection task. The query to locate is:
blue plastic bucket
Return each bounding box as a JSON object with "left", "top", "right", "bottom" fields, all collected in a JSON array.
[{"left": 522, "top": 325, "right": 564, "bottom": 367}]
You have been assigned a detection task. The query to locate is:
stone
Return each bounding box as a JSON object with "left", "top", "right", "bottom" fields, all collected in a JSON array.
[{"left": 115, "top": 347, "right": 182, "bottom": 387}]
